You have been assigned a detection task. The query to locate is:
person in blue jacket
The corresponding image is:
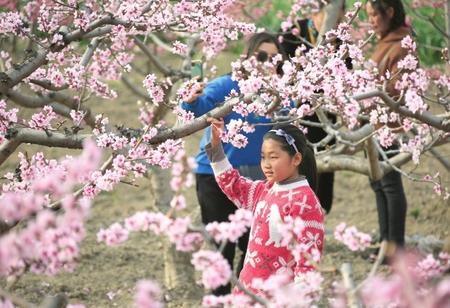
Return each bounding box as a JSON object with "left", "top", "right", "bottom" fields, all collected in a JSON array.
[{"left": 181, "top": 32, "right": 287, "bottom": 295}]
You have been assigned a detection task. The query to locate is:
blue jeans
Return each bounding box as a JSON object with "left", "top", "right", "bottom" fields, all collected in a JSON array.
[{"left": 370, "top": 170, "right": 407, "bottom": 245}]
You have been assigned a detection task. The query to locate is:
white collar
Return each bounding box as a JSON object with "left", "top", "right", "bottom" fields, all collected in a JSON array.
[{"left": 271, "top": 178, "right": 309, "bottom": 192}]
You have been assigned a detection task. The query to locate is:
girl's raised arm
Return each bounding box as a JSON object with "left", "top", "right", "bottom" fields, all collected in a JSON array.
[{"left": 205, "top": 118, "right": 264, "bottom": 211}]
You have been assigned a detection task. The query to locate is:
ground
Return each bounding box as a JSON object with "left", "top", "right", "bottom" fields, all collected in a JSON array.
[{"left": 1, "top": 53, "right": 449, "bottom": 307}]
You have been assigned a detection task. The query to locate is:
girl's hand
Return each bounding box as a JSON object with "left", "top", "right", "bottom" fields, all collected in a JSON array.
[{"left": 208, "top": 117, "right": 224, "bottom": 147}]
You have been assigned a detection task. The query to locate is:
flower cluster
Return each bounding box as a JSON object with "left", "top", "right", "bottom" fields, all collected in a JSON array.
[
  {"left": 169, "top": 149, "right": 196, "bottom": 210},
  {"left": 0, "top": 99, "right": 18, "bottom": 144},
  {"left": 143, "top": 74, "right": 166, "bottom": 106},
  {"left": 191, "top": 250, "right": 232, "bottom": 289},
  {"left": 219, "top": 118, "right": 256, "bottom": 149},
  {"left": 99, "top": 212, "right": 203, "bottom": 252},
  {"left": 176, "top": 79, "right": 204, "bottom": 102},
  {"left": 334, "top": 222, "right": 372, "bottom": 252},
  {"left": 205, "top": 208, "right": 252, "bottom": 243},
  {"left": 0, "top": 140, "right": 101, "bottom": 276},
  {"left": 28, "top": 106, "right": 57, "bottom": 130},
  {"left": 134, "top": 280, "right": 163, "bottom": 308},
  {"left": 361, "top": 252, "right": 450, "bottom": 307}
]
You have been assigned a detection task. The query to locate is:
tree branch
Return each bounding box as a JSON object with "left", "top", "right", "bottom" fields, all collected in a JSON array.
[
  {"left": 366, "top": 136, "right": 383, "bottom": 181},
  {"left": 121, "top": 75, "right": 152, "bottom": 101},
  {"left": 6, "top": 127, "right": 88, "bottom": 149},
  {"left": 0, "top": 49, "right": 48, "bottom": 90},
  {"left": 0, "top": 287, "right": 35, "bottom": 308},
  {"left": 148, "top": 96, "right": 239, "bottom": 144},
  {"left": 0, "top": 139, "right": 21, "bottom": 166},
  {"left": 353, "top": 89, "right": 450, "bottom": 132},
  {"left": 340, "top": 263, "right": 362, "bottom": 308},
  {"left": 5, "top": 88, "right": 96, "bottom": 128},
  {"left": 133, "top": 36, "right": 173, "bottom": 76},
  {"left": 80, "top": 37, "right": 101, "bottom": 67}
]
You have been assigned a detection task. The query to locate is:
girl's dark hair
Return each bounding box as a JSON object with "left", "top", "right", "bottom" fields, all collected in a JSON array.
[
  {"left": 369, "top": 0, "right": 406, "bottom": 32},
  {"left": 264, "top": 124, "right": 318, "bottom": 192}
]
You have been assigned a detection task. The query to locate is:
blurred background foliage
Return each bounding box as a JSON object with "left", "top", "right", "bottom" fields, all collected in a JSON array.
[
  {"left": 0, "top": 0, "right": 447, "bottom": 66},
  {"left": 247, "top": 0, "right": 447, "bottom": 67}
]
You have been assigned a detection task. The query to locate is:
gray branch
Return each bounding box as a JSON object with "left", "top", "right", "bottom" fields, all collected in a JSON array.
[
  {"left": 0, "top": 139, "right": 21, "bottom": 166},
  {"left": 366, "top": 137, "right": 383, "bottom": 181},
  {"left": 148, "top": 96, "right": 239, "bottom": 144},
  {"left": 317, "top": 0, "right": 345, "bottom": 45},
  {"left": 80, "top": 37, "right": 101, "bottom": 67},
  {"left": 5, "top": 89, "right": 96, "bottom": 128},
  {"left": 0, "top": 126, "right": 88, "bottom": 165},
  {"left": 134, "top": 36, "right": 172, "bottom": 76},
  {"left": 7, "top": 127, "right": 88, "bottom": 149},
  {"left": 121, "top": 75, "right": 152, "bottom": 101},
  {"left": 353, "top": 89, "right": 450, "bottom": 132}
]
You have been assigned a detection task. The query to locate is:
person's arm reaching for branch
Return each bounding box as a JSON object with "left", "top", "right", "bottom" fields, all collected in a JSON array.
[{"left": 205, "top": 118, "right": 264, "bottom": 211}]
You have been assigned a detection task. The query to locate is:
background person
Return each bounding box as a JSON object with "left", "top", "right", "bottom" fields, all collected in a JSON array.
[
  {"left": 365, "top": 0, "right": 410, "bottom": 261},
  {"left": 279, "top": 1, "right": 348, "bottom": 214},
  {"left": 181, "top": 32, "right": 287, "bottom": 295}
]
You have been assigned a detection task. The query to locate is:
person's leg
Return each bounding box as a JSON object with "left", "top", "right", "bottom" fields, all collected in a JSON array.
[
  {"left": 196, "top": 174, "right": 237, "bottom": 295},
  {"left": 317, "top": 172, "right": 335, "bottom": 213},
  {"left": 380, "top": 171, "right": 407, "bottom": 246},
  {"left": 370, "top": 178, "right": 389, "bottom": 242},
  {"left": 236, "top": 230, "right": 250, "bottom": 276}
]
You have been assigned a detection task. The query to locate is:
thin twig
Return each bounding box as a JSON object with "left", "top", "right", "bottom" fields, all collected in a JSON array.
[{"left": 0, "top": 287, "right": 35, "bottom": 308}]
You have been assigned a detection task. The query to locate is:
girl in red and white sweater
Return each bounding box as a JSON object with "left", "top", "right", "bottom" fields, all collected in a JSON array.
[{"left": 206, "top": 119, "right": 324, "bottom": 296}]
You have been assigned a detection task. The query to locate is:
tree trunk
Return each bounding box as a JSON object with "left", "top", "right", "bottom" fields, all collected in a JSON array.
[
  {"left": 149, "top": 167, "right": 200, "bottom": 305},
  {"left": 446, "top": 0, "right": 450, "bottom": 73},
  {"left": 317, "top": 0, "right": 345, "bottom": 45},
  {"left": 366, "top": 137, "right": 382, "bottom": 181}
]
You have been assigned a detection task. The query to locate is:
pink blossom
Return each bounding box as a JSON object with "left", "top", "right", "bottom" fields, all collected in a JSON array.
[
  {"left": 174, "top": 106, "right": 195, "bottom": 124},
  {"left": 170, "top": 194, "right": 187, "bottom": 210},
  {"left": 172, "top": 40, "right": 188, "bottom": 56},
  {"left": 70, "top": 110, "right": 85, "bottom": 126},
  {"left": 0, "top": 298, "right": 14, "bottom": 308},
  {"left": 28, "top": 106, "right": 57, "bottom": 130},
  {"left": 334, "top": 223, "right": 372, "bottom": 251},
  {"left": 143, "top": 74, "right": 165, "bottom": 105},
  {"left": 398, "top": 54, "right": 419, "bottom": 71},
  {"left": 377, "top": 126, "right": 396, "bottom": 148},
  {"left": 177, "top": 79, "right": 204, "bottom": 102},
  {"left": 134, "top": 280, "right": 163, "bottom": 308},
  {"left": 401, "top": 35, "right": 417, "bottom": 52},
  {"left": 191, "top": 250, "right": 231, "bottom": 289},
  {"left": 97, "top": 223, "right": 129, "bottom": 246},
  {"left": 202, "top": 294, "right": 253, "bottom": 307},
  {"left": 405, "top": 90, "right": 428, "bottom": 113},
  {"left": 0, "top": 12, "right": 23, "bottom": 35},
  {"left": 64, "top": 65, "right": 86, "bottom": 91}
]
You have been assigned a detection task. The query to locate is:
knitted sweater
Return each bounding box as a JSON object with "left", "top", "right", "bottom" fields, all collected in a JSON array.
[{"left": 206, "top": 143, "right": 325, "bottom": 295}]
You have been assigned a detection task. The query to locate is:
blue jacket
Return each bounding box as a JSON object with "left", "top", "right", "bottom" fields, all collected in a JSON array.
[{"left": 181, "top": 74, "right": 272, "bottom": 175}]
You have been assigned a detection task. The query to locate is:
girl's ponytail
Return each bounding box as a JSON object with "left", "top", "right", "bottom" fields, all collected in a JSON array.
[{"left": 298, "top": 141, "right": 317, "bottom": 193}]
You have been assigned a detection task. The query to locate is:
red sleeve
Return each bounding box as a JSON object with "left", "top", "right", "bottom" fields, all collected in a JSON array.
[{"left": 215, "top": 168, "right": 265, "bottom": 211}]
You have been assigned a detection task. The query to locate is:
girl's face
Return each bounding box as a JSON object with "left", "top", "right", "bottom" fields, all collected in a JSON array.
[
  {"left": 366, "top": 2, "right": 394, "bottom": 38},
  {"left": 261, "top": 138, "right": 301, "bottom": 183}
]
